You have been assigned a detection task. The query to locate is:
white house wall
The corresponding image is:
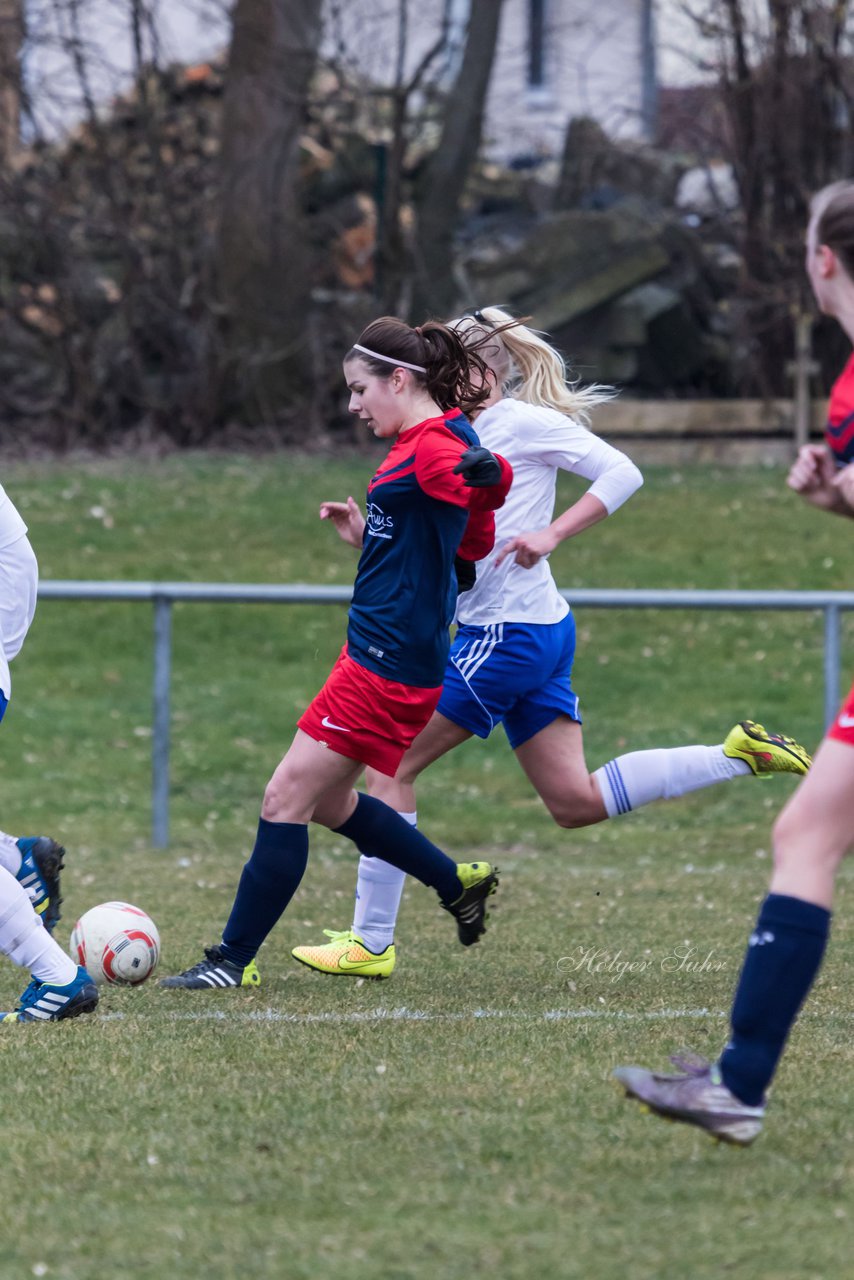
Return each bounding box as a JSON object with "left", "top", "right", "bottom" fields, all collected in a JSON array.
[{"left": 483, "top": 0, "right": 647, "bottom": 160}]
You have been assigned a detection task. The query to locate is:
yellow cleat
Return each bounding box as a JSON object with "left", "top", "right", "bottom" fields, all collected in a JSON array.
[
  {"left": 292, "top": 929, "right": 396, "bottom": 979},
  {"left": 723, "top": 720, "right": 811, "bottom": 777}
]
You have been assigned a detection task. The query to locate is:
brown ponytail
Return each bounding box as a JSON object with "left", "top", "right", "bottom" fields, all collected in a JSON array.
[{"left": 347, "top": 316, "right": 492, "bottom": 413}]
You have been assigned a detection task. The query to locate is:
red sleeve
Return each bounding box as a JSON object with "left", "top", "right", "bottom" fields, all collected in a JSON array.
[
  {"left": 457, "top": 510, "right": 496, "bottom": 562},
  {"left": 414, "top": 429, "right": 513, "bottom": 513}
]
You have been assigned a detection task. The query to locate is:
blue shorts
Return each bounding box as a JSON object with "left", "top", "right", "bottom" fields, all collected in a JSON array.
[
  {"left": 436, "top": 615, "right": 581, "bottom": 749},
  {"left": 0, "top": 691, "right": 6, "bottom": 723}
]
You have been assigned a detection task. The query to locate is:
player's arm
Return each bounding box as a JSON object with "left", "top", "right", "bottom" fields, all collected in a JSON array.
[
  {"left": 319, "top": 496, "right": 366, "bottom": 547},
  {"left": 495, "top": 493, "right": 608, "bottom": 568},
  {"left": 831, "top": 461, "right": 854, "bottom": 516},
  {"left": 415, "top": 435, "right": 513, "bottom": 512},
  {"left": 457, "top": 510, "right": 495, "bottom": 561},
  {"left": 496, "top": 439, "right": 643, "bottom": 569}
]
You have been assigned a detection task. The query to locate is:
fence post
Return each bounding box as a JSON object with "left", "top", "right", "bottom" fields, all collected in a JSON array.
[
  {"left": 787, "top": 311, "right": 818, "bottom": 451},
  {"left": 824, "top": 603, "right": 841, "bottom": 732},
  {"left": 152, "top": 595, "right": 172, "bottom": 848}
]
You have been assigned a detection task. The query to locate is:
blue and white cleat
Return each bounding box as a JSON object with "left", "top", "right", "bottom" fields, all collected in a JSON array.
[
  {"left": 0, "top": 966, "right": 99, "bottom": 1024},
  {"left": 16, "top": 836, "right": 65, "bottom": 933}
]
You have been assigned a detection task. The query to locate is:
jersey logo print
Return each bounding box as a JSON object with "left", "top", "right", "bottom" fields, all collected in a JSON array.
[
  {"left": 321, "top": 715, "right": 351, "bottom": 732},
  {"left": 836, "top": 713, "right": 854, "bottom": 728},
  {"left": 365, "top": 502, "right": 394, "bottom": 540}
]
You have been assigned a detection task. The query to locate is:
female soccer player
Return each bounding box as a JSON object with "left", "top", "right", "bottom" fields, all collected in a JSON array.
[
  {"left": 161, "top": 316, "right": 513, "bottom": 990},
  {"left": 292, "top": 308, "right": 810, "bottom": 980},
  {"left": 0, "top": 481, "right": 98, "bottom": 1022},
  {"left": 615, "top": 180, "right": 854, "bottom": 1144}
]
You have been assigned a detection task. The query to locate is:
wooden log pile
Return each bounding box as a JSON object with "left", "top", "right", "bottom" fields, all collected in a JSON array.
[
  {"left": 0, "top": 54, "right": 395, "bottom": 442},
  {"left": 0, "top": 58, "right": 230, "bottom": 440}
]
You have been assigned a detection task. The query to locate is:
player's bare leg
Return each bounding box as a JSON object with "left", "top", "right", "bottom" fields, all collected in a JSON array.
[
  {"left": 769, "top": 737, "right": 853, "bottom": 909},
  {"left": 513, "top": 716, "right": 606, "bottom": 827},
  {"left": 292, "top": 714, "right": 475, "bottom": 975}
]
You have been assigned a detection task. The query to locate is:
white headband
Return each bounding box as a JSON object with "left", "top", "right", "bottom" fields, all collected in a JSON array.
[{"left": 351, "top": 343, "right": 426, "bottom": 373}]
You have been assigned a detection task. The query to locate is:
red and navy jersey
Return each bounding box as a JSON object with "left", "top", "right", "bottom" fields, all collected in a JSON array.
[
  {"left": 826, "top": 351, "right": 854, "bottom": 467},
  {"left": 347, "top": 409, "right": 512, "bottom": 687}
]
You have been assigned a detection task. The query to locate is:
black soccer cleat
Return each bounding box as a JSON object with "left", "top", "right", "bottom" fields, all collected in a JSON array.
[
  {"left": 159, "top": 945, "right": 261, "bottom": 990},
  {"left": 442, "top": 862, "right": 499, "bottom": 946}
]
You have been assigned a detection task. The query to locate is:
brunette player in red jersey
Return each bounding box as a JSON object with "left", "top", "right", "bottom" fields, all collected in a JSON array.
[
  {"left": 615, "top": 181, "right": 854, "bottom": 1144},
  {"left": 162, "top": 317, "right": 512, "bottom": 990}
]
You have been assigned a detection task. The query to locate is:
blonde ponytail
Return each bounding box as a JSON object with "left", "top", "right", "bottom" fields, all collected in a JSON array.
[{"left": 453, "top": 306, "right": 615, "bottom": 426}]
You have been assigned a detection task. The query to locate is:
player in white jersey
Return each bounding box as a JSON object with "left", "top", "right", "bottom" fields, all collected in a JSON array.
[
  {"left": 0, "top": 482, "right": 98, "bottom": 1021},
  {"left": 292, "top": 309, "right": 811, "bottom": 979}
]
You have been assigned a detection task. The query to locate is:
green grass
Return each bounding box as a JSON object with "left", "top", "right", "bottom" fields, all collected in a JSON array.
[{"left": 0, "top": 452, "right": 851, "bottom": 1279}]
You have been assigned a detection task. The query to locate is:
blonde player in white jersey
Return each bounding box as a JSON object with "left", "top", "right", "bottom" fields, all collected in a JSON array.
[
  {"left": 292, "top": 309, "right": 812, "bottom": 979},
  {"left": 0, "top": 482, "right": 98, "bottom": 1021}
]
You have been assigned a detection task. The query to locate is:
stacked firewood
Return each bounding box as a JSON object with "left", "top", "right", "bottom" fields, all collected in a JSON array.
[{"left": 0, "top": 56, "right": 384, "bottom": 441}]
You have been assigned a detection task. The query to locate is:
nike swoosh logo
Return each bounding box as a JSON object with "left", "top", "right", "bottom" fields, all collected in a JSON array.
[
  {"left": 837, "top": 713, "right": 854, "bottom": 728},
  {"left": 321, "top": 715, "right": 351, "bottom": 732},
  {"left": 338, "top": 952, "right": 386, "bottom": 970}
]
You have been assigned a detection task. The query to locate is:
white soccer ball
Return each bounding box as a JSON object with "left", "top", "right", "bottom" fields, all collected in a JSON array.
[{"left": 70, "top": 901, "right": 160, "bottom": 986}]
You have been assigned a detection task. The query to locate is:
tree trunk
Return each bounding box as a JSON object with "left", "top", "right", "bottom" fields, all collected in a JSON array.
[
  {"left": 0, "top": 0, "right": 23, "bottom": 163},
  {"left": 212, "top": 0, "right": 322, "bottom": 422},
  {"left": 410, "top": 0, "right": 506, "bottom": 318}
]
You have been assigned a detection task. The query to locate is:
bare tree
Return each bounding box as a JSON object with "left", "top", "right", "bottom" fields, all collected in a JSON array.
[
  {"left": 669, "top": 0, "right": 854, "bottom": 393},
  {"left": 0, "top": 0, "right": 22, "bottom": 162},
  {"left": 411, "top": 0, "right": 505, "bottom": 316},
  {"left": 212, "top": 0, "right": 322, "bottom": 420}
]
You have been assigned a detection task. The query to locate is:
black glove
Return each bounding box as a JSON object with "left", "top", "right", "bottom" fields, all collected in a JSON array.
[
  {"left": 454, "top": 554, "right": 477, "bottom": 593},
  {"left": 452, "top": 445, "right": 502, "bottom": 488}
]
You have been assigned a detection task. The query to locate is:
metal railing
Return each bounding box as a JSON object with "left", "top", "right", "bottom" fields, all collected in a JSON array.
[{"left": 38, "top": 581, "right": 854, "bottom": 848}]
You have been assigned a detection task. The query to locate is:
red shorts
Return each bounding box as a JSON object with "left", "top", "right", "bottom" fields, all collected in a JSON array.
[
  {"left": 827, "top": 677, "right": 854, "bottom": 746},
  {"left": 297, "top": 647, "right": 442, "bottom": 776}
]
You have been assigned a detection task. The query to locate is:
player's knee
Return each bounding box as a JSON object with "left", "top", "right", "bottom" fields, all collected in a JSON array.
[
  {"left": 260, "top": 781, "right": 284, "bottom": 821},
  {"left": 543, "top": 794, "right": 597, "bottom": 829},
  {"left": 261, "top": 769, "right": 302, "bottom": 821},
  {"left": 772, "top": 804, "right": 847, "bottom": 876}
]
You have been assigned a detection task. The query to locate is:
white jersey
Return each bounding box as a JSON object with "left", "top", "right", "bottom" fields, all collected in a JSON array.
[
  {"left": 456, "top": 398, "right": 641, "bottom": 626},
  {"left": 0, "top": 484, "right": 38, "bottom": 699}
]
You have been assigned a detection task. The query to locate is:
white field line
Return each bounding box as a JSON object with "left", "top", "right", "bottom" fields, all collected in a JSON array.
[{"left": 99, "top": 1005, "right": 730, "bottom": 1025}]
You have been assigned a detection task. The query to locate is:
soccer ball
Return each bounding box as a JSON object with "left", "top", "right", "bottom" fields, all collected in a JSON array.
[{"left": 70, "top": 901, "right": 160, "bottom": 986}]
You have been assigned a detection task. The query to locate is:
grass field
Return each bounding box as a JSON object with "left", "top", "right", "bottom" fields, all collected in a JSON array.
[{"left": 1, "top": 451, "right": 852, "bottom": 1280}]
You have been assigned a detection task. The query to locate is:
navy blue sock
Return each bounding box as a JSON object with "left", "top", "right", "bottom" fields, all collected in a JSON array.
[
  {"left": 719, "top": 893, "right": 830, "bottom": 1106},
  {"left": 335, "top": 793, "right": 461, "bottom": 903},
  {"left": 220, "top": 819, "right": 310, "bottom": 967}
]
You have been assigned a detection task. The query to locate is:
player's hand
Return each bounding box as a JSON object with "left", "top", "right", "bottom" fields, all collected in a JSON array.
[
  {"left": 319, "top": 496, "right": 365, "bottom": 547},
  {"left": 494, "top": 529, "right": 557, "bottom": 569},
  {"left": 453, "top": 445, "right": 502, "bottom": 487},
  {"left": 787, "top": 445, "right": 840, "bottom": 508}
]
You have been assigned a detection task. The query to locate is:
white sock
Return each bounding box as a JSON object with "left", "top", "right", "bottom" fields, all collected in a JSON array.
[
  {"left": 352, "top": 811, "right": 414, "bottom": 953},
  {"left": 0, "top": 829, "right": 22, "bottom": 877},
  {"left": 0, "top": 866, "right": 78, "bottom": 984},
  {"left": 594, "top": 745, "right": 750, "bottom": 818}
]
